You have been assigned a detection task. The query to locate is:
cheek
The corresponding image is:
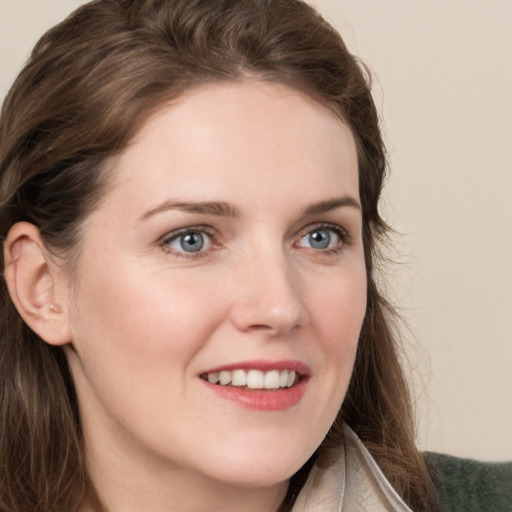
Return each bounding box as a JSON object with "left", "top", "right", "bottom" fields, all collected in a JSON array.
[
  {"left": 304, "top": 263, "right": 367, "bottom": 402},
  {"left": 67, "top": 261, "right": 228, "bottom": 435},
  {"left": 313, "top": 265, "right": 367, "bottom": 348},
  {"left": 72, "top": 260, "right": 223, "bottom": 361}
]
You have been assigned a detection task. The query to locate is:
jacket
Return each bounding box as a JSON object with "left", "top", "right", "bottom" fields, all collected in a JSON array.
[{"left": 291, "top": 424, "right": 512, "bottom": 511}]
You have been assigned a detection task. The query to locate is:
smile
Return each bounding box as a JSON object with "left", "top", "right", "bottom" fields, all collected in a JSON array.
[
  {"left": 199, "top": 361, "right": 310, "bottom": 410},
  {"left": 201, "top": 369, "right": 298, "bottom": 389}
]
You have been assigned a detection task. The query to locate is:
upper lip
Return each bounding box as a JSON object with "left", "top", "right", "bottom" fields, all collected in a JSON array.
[{"left": 201, "top": 359, "right": 310, "bottom": 376}]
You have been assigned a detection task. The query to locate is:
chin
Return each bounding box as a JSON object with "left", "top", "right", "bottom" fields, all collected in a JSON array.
[
  {"left": 211, "top": 464, "right": 298, "bottom": 489},
  {"left": 198, "top": 440, "right": 314, "bottom": 489}
]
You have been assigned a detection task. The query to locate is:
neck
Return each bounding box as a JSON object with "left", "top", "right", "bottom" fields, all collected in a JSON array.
[
  {"left": 80, "top": 432, "right": 288, "bottom": 512},
  {"left": 81, "top": 472, "right": 288, "bottom": 512}
]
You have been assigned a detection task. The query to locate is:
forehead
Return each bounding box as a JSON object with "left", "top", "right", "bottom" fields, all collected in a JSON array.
[
  {"left": 133, "top": 80, "right": 351, "bottom": 145},
  {"left": 101, "top": 80, "right": 359, "bottom": 216}
]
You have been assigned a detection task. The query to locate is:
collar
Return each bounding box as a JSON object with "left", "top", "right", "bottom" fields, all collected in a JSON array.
[{"left": 291, "top": 424, "right": 413, "bottom": 511}]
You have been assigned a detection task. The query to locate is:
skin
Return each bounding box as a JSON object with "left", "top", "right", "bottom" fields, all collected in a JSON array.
[{"left": 57, "top": 81, "right": 368, "bottom": 512}]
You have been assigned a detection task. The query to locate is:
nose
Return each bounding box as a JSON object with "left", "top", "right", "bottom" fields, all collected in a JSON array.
[{"left": 229, "top": 249, "right": 310, "bottom": 336}]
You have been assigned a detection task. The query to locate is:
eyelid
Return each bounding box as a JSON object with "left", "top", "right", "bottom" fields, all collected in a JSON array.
[
  {"left": 158, "top": 225, "right": 219, "bottom": 258},
  {"left": 295, "top": 222, "right": 352, "bottom": 250},
  {"left": 299, "top": 222, "right": 350, "bottom": 240}
]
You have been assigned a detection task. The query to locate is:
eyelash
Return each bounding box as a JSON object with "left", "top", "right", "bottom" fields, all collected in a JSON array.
[
  {"left": 158, "top": 226, "right": 218, "bottom": 259},
  {"left": 158, "top": 223, "right": 351, "bottom": 259},
  {"left": 296, "top": 223, "right": 352, "bottom": 256}
]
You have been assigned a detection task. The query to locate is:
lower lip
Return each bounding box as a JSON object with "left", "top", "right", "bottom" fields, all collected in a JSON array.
[{"left": 201, "top": 378, "right": 308, "bottom": 411}]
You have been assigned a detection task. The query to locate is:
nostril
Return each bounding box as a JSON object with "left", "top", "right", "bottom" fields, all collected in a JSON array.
[{"left": 230, "top": 299, "right": 309, "bottom": 335}]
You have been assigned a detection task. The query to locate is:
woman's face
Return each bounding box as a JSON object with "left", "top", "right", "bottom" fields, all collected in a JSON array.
[{"left": 64, "top": 81, "right": 366, "bottom": 493}]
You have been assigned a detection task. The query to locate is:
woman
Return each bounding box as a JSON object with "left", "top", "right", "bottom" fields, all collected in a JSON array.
[{"left": 0, "top": 0, "right": 466, "bottom": 510}]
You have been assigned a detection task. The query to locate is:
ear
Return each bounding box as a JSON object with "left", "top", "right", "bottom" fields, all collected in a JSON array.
[{"left": 3, "top": 222, "right": 72, "bottom": 346}]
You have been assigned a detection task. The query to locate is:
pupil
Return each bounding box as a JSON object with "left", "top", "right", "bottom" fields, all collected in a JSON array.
[
  {"left": 180, "top": 232, "right": 204, "bottom": 252},
  {"left": 310, "top": 230, "right": 330, "bottom": 249}
]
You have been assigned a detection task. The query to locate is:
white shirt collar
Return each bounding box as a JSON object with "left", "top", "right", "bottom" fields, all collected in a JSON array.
[{"left": 292, "top": 424, "right": 413, "bottom": 512}]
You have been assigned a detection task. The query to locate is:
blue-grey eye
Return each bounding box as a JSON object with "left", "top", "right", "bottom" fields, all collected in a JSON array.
[
  {"left": 180, "top": 232, "right": 204, "bottom": 252},
  {"left": 308, "top": 230, "right": 331, "bottom": 249},
  {"left": 298, "top": 227, "right": 340, "bottom": 250},
  {"left": 166, "top": 231, "right": 212, "bottom": 253}
]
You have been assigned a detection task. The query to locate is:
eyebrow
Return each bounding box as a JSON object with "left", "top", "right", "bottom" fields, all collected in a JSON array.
[
  {"left": 139, "top": 200, "right": 241, "bottom": 222},
  {"left": 303, "top": 196, "right": 361, "bottom": 215},
  {"left": 138, "top": 195, "right": 360, "bottom": 223}
]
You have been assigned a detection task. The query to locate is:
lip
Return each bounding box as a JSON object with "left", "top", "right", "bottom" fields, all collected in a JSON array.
[
  {"left": 201, "top": 359, "right": 310, "bottom": 375},
  {"left": 199, "top": 359, "right": 310, "bottom": 411}
]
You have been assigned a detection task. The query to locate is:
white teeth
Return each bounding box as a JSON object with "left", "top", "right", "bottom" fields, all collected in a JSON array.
[
  {"left": 264, "top": 370, "right": 281, "bottom": 389},
  {"left": 247, "top": 369, "right": 264, "bottom": 389},
  {"left": 219, "top": 371, "right": 231, "bottom": 385},
  {"left": 208, "top": 372, "right": 219, "bottom": 384},
  {"left": 204, "top": 369, "right": 299, "bottom": 389},
  {"left": 232, "top": 369, "right": 247, "bottom": 386}
]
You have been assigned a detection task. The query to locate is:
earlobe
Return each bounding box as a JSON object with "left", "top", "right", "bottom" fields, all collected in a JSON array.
[{"left": 3, "top": 222, "right": 71, "bottom": 346}]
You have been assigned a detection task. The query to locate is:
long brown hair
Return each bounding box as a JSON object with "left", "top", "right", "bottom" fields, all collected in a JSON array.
[{"left": 0, "top": 0, "right": 437, "bottom": 510}]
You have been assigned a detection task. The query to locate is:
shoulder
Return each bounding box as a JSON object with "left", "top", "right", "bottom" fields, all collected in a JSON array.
[{"left": 424, "top": 451, "right": 512, "bottom": 512}]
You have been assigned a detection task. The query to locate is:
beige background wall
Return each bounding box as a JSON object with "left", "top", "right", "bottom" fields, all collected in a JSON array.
[{"left": 1, "top": 0, "right": 511, "bottom": 460}]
